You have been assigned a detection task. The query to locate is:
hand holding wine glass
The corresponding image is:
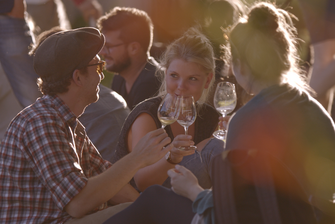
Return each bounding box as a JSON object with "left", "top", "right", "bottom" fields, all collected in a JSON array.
[
  {"left": 157, "top": 93, "right": 180, "bottom": 128},
  {"left": 213, "top": 82, "right": 237, "bottom": 140},
  {"left": 177, "top": 96, "right": 197, "bottom": 151}
]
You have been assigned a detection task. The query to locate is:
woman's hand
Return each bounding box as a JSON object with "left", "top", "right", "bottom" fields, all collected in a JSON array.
[
  {"left": 168, "top": 165, "right": 204, "bottom": 201},
  {"left": 168, "top": 135, "right": 196, "bottom": 164}
]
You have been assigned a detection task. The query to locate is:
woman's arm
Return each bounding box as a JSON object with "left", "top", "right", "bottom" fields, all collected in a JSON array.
[{"left": 108, "top": 183, "right": 140, "bottom": 205}]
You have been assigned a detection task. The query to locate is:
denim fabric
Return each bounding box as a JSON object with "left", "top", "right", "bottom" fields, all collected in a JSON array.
[
  {"left": 163, "top": 138, "right": 224, "bottom": 189},
  {"left": 0, "top": 64, "right": 23, "bottom": 140},
  {"left": 0, "top": 15, "right": 41, "bottom": 107}
]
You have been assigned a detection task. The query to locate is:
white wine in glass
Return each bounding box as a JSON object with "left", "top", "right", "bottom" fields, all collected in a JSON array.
[
  {"left": 157, "top": 93, "right": 180, "bottom": 128},
  {"left": 213, "top": 82, "right": 237, "bottom": 140},
  {"left": 177, "top": 96, "right": 197, "bottom": 151}
]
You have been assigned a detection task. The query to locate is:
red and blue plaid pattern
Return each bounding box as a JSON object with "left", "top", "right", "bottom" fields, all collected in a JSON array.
[{"left": 0, "top": 95, "right": 111, "bottom": 223}]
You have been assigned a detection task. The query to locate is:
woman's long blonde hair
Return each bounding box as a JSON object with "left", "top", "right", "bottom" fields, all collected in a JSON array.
[{"left": 157, "top": 27, "right": 216, "bottom": 109}]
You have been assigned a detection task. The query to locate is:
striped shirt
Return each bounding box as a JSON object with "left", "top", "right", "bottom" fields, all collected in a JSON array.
[{"left": 0, "top": 95, "right": 111, "bottom": 223}]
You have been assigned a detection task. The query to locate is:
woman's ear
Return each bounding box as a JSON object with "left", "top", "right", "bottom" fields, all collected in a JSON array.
[{"left": 204, "top": 72, "right": 213, "bottom": 89}]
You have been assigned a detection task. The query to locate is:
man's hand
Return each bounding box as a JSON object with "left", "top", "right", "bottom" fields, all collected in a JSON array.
[
  {"left": 168, "top": 165, "right": 203, "bottom": 201},
  {"left": 131, "top": 128, "right": 172, "bottom": 168}
]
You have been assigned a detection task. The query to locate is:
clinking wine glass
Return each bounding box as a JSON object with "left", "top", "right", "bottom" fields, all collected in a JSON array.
[
  {"left": 177, "top": 96, "right": 197, "bottom": 151},
  {"left": 213, "top": 82, "right": 237, "bottom": 140},
  {"left": 157, "top": 93, "right": 180, "bottom": 128}
]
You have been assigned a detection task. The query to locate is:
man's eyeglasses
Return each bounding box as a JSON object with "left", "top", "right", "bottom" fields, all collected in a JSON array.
[
  {"left": 104, "top": 43, "right": 126, "bottom": 54},
  {"left": 86, "top": 61, "right": 106, "bottom": 74}
]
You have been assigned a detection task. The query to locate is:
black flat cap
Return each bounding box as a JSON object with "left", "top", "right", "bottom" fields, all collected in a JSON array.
[{"left": 33, "top": 27, "right": 105, "bottom": 79}]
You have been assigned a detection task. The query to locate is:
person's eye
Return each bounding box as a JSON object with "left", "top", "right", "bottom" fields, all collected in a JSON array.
[
  {"left": 190, "top": 77, "right": 198, "bottom": 81},
  {"left": 170, "top": 73, "right": 178, "bottom": 78}
]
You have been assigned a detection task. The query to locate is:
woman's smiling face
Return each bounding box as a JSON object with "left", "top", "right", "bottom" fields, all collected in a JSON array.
[{"left": 165, "top": 59, "right": 212, "bottom": 102}]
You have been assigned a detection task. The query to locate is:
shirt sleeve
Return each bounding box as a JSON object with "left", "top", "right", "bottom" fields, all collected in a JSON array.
[
  {"left": 192, "top": 189, "right": 215, "bottom": 224},
  {"left": 22, "top": 115, "right": 89, "bottom": 210}
]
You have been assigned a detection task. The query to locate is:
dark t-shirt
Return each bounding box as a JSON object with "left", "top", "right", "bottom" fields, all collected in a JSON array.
[
  {"left": 225, "top": 84, "right": 335, "bottom": 213},
  {"left": 111, "top": 57, "right": 161, "bottom": 110}
]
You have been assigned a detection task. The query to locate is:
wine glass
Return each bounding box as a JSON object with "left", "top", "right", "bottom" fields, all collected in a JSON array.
[
  {"left": 157, "top": 93, "right": 180, "bottom": 128},
  {"left": 213, "top": 82, "right": 237, "bottom": 140},
  {"left": 177, "top": 96, "right": 197, "bottom": 151}
]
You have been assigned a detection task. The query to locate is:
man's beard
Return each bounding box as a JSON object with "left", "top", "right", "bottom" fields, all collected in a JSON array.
[{"left": 107, "top": 55, "right": 131, "bottom": 74}]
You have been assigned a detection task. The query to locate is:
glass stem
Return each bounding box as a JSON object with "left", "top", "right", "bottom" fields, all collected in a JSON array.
[
  {"left": 184, "top": 126, "right": 189, "bottom": 135},
  {"left": 219, "top": 114, "right": 226, "bottom": 132},
  {"left": 162, "top": 124, "right": 166, "bottom": 129}
]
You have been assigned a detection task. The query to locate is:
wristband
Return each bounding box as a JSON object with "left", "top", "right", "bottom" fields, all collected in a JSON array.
[{"left": 165, "top": 151, "right": 179, "bottom": 165}]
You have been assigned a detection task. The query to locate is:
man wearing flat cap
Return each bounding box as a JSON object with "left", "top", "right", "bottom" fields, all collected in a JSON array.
[{"left": 0, "top": 27, "right": 172, "bottom": 224}]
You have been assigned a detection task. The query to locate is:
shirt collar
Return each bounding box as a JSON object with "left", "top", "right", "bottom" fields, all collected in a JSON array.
[{"left": 44, "top": 95, "right": 77, "bottom": 129}]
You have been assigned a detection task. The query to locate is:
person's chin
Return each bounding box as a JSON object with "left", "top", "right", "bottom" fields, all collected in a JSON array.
[
  {"left": 93, "top": 89, "right": 100, "bottom": 103},
  {"left": 93, "top": 95, "right": 99, "bottom": 103}
]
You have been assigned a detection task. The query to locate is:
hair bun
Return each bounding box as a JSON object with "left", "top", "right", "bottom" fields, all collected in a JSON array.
[
  {"left": 184, "top": 27, "right": 204, "bottom": 37},
  {"left": 248, "top": 5, "right": 279, "bottom": 32}
]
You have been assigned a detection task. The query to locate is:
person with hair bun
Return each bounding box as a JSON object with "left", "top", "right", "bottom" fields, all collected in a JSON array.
[
  {"left": 111, "top": 27, "right": 224, "bottom": 193},
  {"left": 222, "top": 2, "right": 335, "bottom": 222},
  {"left": 103, "top": 2, "right": 335, "bottom": 224}
]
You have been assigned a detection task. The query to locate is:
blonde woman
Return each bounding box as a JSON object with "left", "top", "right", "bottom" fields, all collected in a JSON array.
[{"left": 111, "top": 27, "right": 223, "bottom": 192}]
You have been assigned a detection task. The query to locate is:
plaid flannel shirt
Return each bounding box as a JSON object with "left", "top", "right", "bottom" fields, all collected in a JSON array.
[{"left": 0, "top": 95, "right": 112, "bottom": 223}]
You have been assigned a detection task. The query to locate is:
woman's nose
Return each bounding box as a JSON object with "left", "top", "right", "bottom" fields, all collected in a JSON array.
[{"left": 177, "top": 79, "right": 186, "bottom": 90}]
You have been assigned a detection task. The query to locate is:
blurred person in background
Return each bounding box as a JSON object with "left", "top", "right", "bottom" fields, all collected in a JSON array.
[
  {"left": 202, "top": 0, "right": 252, "bottom": 111},
  {"left": 0, "top": 0, "right": 41, "bottom": 108},
  {"left": 98, "top": 7, "right": 161, "bottom": 110},
  {"left": 297, "top": 0, "right": 335, "bottom": 120},
  {"left": 26, "top": 0, "right": 102, "bottom": 34}
]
